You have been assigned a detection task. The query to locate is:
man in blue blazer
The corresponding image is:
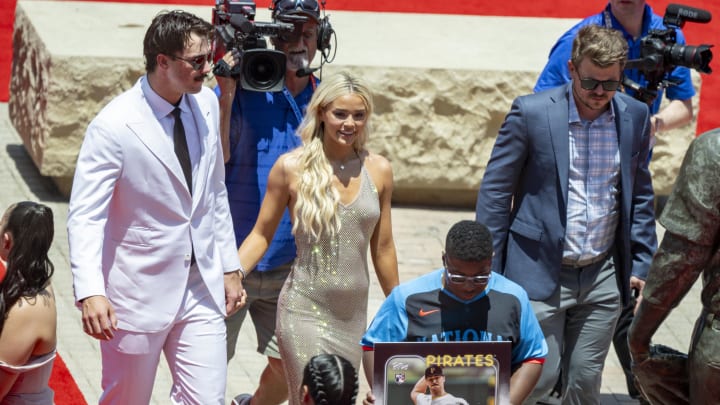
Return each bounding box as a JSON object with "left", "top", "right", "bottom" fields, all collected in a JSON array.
[{"left": 476, "top": 24, "right": 657, "bottom": 404}]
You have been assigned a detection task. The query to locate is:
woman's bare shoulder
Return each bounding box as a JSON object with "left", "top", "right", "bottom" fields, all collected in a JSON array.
[
  {"left": 363, "top": 151, "right": 393, "bottom": 174},
  {"left": 7, "top": 287, "right": 56, "bottom": 322},
  {"left": 0, "top": 287, "right": 56, "bottom": 364},
  {"left": 277, "top": 148, "right": 303, "bottom": 170}
]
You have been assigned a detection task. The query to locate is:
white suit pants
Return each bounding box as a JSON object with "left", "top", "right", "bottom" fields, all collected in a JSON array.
[{"left": 99, "top": 266, "right": 227, "bottom": 405}]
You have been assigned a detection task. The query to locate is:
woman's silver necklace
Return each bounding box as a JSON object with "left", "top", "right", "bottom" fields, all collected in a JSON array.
[{"left": 335, "top": 153, "right": 357, "bottom": 171}]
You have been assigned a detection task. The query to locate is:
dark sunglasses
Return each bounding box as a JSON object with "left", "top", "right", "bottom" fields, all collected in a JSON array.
[
  {"left": 274, "top": 0, "right": 320, "bottom": 14},
  {"left": 579, "top": 77, "right": 622, "bottom": 91},
  {"left": 169, "top": 53, "right": 212, "bottom": 71}
]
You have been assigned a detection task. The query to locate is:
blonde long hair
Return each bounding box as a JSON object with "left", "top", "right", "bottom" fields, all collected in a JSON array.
[{"left": 292, "top": 72, "right": 374, "bottom": 241}]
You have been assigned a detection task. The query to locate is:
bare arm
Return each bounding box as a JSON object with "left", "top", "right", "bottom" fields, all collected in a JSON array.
[
  {"left": 362, "top": 351, "right": 376, "bottom": 405},
  {"left": 0, "top": 369, "right": 16, "bottom": 401},
  {"left": 410, "top": 376, "right": 428, "bottom": 404},
  {"left": 216, "top": 50, "right": 239, "bottom": 163},
  {"left": 368, "top": 155, "right": 399, "bottom": 296},
  {"left": 509, "top": 362, "right": 542, "bottom": 405},
  {"left": 651, "top": 98, "right": 693, "bottom": 136},
  {"left": 0, "top": 307, "right": 36, "bottom": 399},
  {"left": 0, "top": 291, "right": 57, "bottom": 399},
  {"left": 362, "top": 350, "right": 374, "bottom": 387}
]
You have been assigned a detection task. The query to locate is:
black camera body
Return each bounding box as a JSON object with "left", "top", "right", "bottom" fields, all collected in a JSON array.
[
  {"left": 213, "top": 0, "right": 302, "bottom": 92},
  {"left": 624, "top": 3, "right": 713, "bottom": 104}
]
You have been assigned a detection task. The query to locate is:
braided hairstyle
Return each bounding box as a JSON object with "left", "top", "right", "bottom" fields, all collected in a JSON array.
[
  {"left": 0, "top": 201, "right": 55, "bottom": 336},
  {"left": 302, "top": 354, "right": 358, "bottom": 405}
]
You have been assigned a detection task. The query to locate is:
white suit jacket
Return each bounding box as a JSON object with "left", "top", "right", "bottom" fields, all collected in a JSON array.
[{"left": 67, "top": 77, "right": 240, "bottom": 332}]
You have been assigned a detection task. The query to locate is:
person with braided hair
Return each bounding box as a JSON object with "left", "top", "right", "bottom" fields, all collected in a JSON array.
[
  {"left": 301, "top": 354, "right": 359, "bottom": 405},
  {"left": 0, "top": 201, "right": 56, "bottom": 403}
]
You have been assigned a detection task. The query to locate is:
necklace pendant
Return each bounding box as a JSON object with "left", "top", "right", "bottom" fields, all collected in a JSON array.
[{"left": 340, "top": 164, "right": 345, "bottom": 170}]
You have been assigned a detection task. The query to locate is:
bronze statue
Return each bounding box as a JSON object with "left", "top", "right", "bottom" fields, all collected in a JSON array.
[{"left": 628, "top": 128, "right": 720, "bottom": 405}]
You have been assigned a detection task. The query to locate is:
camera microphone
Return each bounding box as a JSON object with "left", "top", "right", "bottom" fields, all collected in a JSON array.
[
  {"left": 665, "top": 4, "right": 712, "bottom": 24},
  {"left": 228, "top": 13, "right": 255, "bottom": 34},
  {"left": 296, "top": 67, "right": 320, "bottom": 77}
]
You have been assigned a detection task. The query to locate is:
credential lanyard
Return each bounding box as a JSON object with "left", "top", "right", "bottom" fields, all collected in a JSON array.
[
  {"left": 603, "top": 10, "right": 613, "bottom": 28},
  {"left": 282, "top": 87, "right": 304, "bottom": 125},
  {"left": 281, "top": 75, "right": 317, "bottom": 125}
]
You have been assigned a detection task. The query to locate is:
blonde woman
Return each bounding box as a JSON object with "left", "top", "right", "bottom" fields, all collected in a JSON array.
[{"left": 236, "top": 72, "right": 399, "bottom": 404}]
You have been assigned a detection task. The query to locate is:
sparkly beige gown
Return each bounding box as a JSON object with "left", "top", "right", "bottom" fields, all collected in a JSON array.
[{"left": 277, "top": 166, "right": 380, "bottom": 405}]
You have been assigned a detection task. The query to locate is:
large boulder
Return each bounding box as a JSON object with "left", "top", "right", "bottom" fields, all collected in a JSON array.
[
  {"left": 325, "top": 65, "right": 701, "bottom": 206},
  {"left": 9, "top": 0, "right": 700, "bottom": 205},
  {"left": 9, "top": 1, "right": 160, "bottom": 195}
]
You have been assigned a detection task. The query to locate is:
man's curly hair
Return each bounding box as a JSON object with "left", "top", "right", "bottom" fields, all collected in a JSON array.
[{"left": 445, "top": 220, "right": 493, "bottom": 262}]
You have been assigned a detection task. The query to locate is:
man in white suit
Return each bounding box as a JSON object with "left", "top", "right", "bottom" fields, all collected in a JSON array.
[{"left": 67, "top": 10, "right": 244, "bottom": 404}]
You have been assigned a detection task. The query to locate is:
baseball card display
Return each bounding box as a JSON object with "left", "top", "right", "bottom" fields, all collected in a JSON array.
[{"left": 373, "top": 342, "right": 511, "bottom": 404}]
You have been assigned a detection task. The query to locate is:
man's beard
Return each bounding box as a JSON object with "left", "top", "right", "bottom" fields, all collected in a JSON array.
[{"left": 287, "top": 52, "right": 309, "bottom": 71}]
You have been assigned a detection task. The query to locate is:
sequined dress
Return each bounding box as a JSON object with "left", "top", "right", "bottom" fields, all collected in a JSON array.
[{"left": 277, "top": 166, "right": 380, "bottom": 405}]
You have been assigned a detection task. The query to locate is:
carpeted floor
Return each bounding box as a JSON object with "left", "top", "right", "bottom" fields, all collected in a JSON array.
[
  {"left": 0, "top": 0, "right": 17, "bottom": 103},
  {"left": 49, "top": 354, "right": 86, "bottom": 404}
]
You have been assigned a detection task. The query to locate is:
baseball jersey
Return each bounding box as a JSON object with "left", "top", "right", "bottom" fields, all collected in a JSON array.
[
  {"left": 416, "top": 393, "right": 469, "bottom": 405},
  {"left": 361, "top": 269, "right": 547, "bottom": 368}
]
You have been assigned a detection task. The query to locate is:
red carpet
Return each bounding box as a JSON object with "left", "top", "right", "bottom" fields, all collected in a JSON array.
[
  {"left": 0, "top": 1, "right": 716, "bottom": 401},
  {"left": 0, "top": 0, "right": 17, "bottom": 103},
  {"left": 49, "top": 354, "right": 87, "bottom": 404}
]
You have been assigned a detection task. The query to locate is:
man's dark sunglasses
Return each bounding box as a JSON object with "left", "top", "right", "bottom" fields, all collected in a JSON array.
[
  {"left": 169, "top": 53, "right": 212, "bottom": 71},
  {"left": 579, "top": 77, "right": 622, "bottom": 91}
]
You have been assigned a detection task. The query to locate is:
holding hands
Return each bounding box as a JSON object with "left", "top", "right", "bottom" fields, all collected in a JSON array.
[{"left": 81, "top": 295, "right": 118, "bottom": 341}]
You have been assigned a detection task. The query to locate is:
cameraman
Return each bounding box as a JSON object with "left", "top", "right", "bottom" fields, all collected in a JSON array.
[
  {"left": 536, "top": 0, "right": 694, "bottom": 140},
  {"left": 215, "top": 1, "right": 328, "bottom": 404},
  {"left": 533, "top": 1, "right": 694, "bottom": 402}
]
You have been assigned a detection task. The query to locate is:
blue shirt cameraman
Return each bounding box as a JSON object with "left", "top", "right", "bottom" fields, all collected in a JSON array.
[
  {"left": 535, "top": 0, "right": 695, "bottom": 138},
  {"left": 214, "top": 1, "right": 333, "bottom": 404}
]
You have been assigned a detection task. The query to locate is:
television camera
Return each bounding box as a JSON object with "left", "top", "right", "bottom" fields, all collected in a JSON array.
[
  {"left": 212, "top": 0, "right": 305, "bottom": 92},
  {"left": 624, "top": 3, "right": 713, "bottom": 105}
]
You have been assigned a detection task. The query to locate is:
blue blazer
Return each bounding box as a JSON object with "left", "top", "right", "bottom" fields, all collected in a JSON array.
[{"left": 475, "top": 83, "right": 657, "bottom": 304}]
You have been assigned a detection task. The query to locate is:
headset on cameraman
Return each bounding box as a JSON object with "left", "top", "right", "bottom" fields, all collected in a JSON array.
[{"left": 270, "top": 0, "right": 336, "bottom": 77}]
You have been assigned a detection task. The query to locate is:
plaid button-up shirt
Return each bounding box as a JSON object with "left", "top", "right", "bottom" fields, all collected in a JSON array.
[{"left": 563, "top": 90, "right": 620, "bottom": 262}]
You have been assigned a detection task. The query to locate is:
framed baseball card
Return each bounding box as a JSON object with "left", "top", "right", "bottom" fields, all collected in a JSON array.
[{"left": 372, "top": 341, "right": 511, "bottom": 405}]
